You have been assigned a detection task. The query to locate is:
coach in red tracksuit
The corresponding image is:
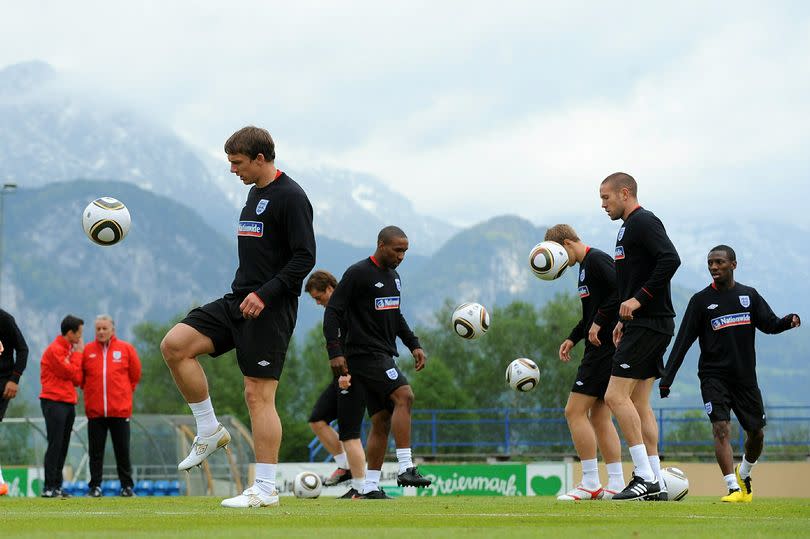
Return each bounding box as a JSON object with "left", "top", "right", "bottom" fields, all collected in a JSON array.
[
  {"left": 81, "top": 315, "right": 142, "bottom": 497},
  {"left": 39, "top": 314, "right": 84, "bottom": 498}
]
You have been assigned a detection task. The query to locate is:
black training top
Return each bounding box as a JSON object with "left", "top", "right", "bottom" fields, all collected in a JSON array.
[
  {"left": 661, "top": 282, "right": 795, "bottom": 387},
  {"left": 231, "top": 172, "right": 316, "bottom": 304},
  {"left": 614, "top": 207, "right": 680, "bottom": 334},
  {"left": 323, "top": 257, "right": 421, "bottom": 359},
  {"left": 0, "top": 308, "right": 29, "bottom": 384},
  {"left": 567, "top": 247, "right": 620, "bottom": 355}
]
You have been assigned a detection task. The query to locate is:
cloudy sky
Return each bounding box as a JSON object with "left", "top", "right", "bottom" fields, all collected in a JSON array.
[{"left": 1, "top": 1, "right": 808, "bottom": 226}]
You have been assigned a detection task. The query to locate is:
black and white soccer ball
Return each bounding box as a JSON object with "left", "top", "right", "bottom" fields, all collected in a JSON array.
[
  {"left": 82, "top": 197, "right": 131, "bottom": 246},
  {"left": 451, "top": 302, "right": 490, "bottom": 340},
  {"left": 662, "top": 466, "right": 689, "bottom": 501},
  {"left": 528, "top": 241, "right": 569, "bottom": 281},
  {"left": 505, "top": 358, "right": 540, "bottom": 392},
  {"left": 293, "top": 471, "right": 322, "bottom": 499}
]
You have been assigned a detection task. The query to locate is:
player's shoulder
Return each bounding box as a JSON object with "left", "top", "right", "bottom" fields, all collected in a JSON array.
[
  {"left": 586, "top": 247, "right": 612, "bottom": 263},
  {"left": 343, "top": 258, "right": 373, "bottom": 276},
  {"left": 733, "top": 282, "right": 759, "bottom": 298},
  {"left": 277, "top": 173, "right": 311, "bottom": 200}
]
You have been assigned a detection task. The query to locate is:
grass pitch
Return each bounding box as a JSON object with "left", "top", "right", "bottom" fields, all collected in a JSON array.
[{"left": 1, "top": 496, "right": 808, "bottom": 538}]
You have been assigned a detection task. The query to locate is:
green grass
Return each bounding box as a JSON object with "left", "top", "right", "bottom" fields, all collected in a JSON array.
[{"left": 1, "top": 496, "right": 809, "bottom": 538}]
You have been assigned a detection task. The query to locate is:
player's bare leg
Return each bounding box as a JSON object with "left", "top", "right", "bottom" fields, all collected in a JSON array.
[
  {"left": 590, "top": 398, "right": 624, "bottom": 496},
  {"left": 311, "top": 420, "right": 351, "bottom": 486},
  {"left": 632, "top": 377, "right": 664, "bottom": 498},
  {"left": 162, "top": 324, "right": 231, "bottom": 471},
  {"left": 390, "top": 385, "right": 430, "bottom": 487},
  {"left": 558, "top": 393, "right": 604, "bottom": 500}
]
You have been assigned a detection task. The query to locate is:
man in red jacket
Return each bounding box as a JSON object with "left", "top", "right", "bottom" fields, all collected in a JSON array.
[
  {"left": 40, "top": 315, "right": 84, "bottom": 498},
  {"left": 81, "top": 315, "right": 142, "bottom": 497}
]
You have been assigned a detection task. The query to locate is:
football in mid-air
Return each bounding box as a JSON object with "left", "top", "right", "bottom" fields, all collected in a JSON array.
[
  {"left": 82, "top": 197, "right": 131, "bottom": 246},
  {"left": 292, "top": 471, "right": 322, "bottom": 499},
  {"left": 529, "top": 241, "right": 569, "bottom": 281},
  {"left": 451, "top": 302, "right": 490, "bottom": 339},
  {"left": 661, "top": 467, "right": 689, "bottom": 501},
  {"left": 505, "top": 358, "right": 540, "bottom": 392}
]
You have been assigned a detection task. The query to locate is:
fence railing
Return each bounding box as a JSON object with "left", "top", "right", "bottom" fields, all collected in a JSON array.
[{"left": 308, "top": 405, "right": 810, "bottom": 462}]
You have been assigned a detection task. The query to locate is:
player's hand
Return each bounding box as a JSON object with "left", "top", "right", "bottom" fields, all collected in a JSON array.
[
  {"left": 559, "top": 340, "right": 574, "bottom": 362},
  {"left": 788, "top": 314, "right": 801, "bottom": 328},
  {"left": 330, "top": 356, "right": 348, "bottom": 377},
  {"left": 412, "top": 348, "right": 427, "bottom": 371},
  {"left": 612, "top": 322, "right": 623, "bottom": 347},
  {"left": 619, "top": 298, "right": 641, "bottom": 320},
  {"left": 338, "top": 374, "right": 352, "bottom": 390},
  {"left": 240, "top": 292, "right": 265, "bottom": 319},
  {"left": 659, "top": 385, "right": 670, "bottom": 399},
  {"left": 588, "top": 323, "right": 602, "bottom": 346},
  {"left": 0, "top": 340, "right": 4, "bottom": 354},
  {"left": 2, "top": 380, "right": 18, "bottom": 399},
  {"left": 73, "top": 340, "right": 84, "bottom": 354}
]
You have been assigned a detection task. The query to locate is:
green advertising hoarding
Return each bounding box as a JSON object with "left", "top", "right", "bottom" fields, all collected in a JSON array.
[{"left": 415, "top": 463, "right": 570, "bottom": 497}]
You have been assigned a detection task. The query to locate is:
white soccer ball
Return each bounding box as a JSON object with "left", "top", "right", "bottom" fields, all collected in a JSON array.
[
  {"left": 451, "top": 302, "right": 490, "bottom": 340},
  {"left": 505, "top": 358, "right": 540, "bottom": 392},
  {"left": 529, "top": 241, "right": 569, "bottom": 281},
  {"left": 82, "top": 197, "right": 131, "bottom": 246},
  {"left": 293, "top": 471, "right": 322, "bottom": 499},
  {"left": 662, "top": 466, "right": 689, "bottom": 501}
]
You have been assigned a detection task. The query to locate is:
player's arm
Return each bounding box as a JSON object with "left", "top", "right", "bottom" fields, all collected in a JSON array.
[
  {"left": 659, "top": 295, "right": 699, "bottom": 397},
  {"left": 630, "top": 214, "right": 681, "bottom": 310},
  {"left": 590, "top": 253, "right": 619, "bottom": 346},
  {"left": 50, "top": 346, "right": 84, "bottom": 386},
  {"left": 396, "top": 312, "right": 425, "bottom": 371},
  {"left": 324, "top": 269, "right": 355, "bottom": 368},
  {"left": 751, "top": 290, "right": 801, "bottom": 334},
  {"left": 254, "top": 191, "right": 317, "bottom": 306},
  {"left": 4, "top": 318, "right": 29, "bottom": 398}
]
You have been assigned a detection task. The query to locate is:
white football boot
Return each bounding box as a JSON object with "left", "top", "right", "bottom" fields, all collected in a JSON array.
[
  {"left": 178, "top": 424, "right": 231, "bottom": 471},
  {"left": 221, "top": 486, "right": 279, "bottom": 508},
  {"left": 557, "top": 484, "right": 604, "bottom": 501}
]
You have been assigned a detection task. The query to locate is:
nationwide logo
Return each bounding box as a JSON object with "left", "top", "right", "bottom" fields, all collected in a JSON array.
[
  {"left": 578, "top": 285, "right": 590, "bottom": 298},
  {"left": 374, "top": 296, "right": 400, "bottom": 310},
  {"left": 711, "top": 312, "right": 751, "bottom": 331},
  {"left": 238, "top": 221, "right": 263, "bottom": 237},
  {"left": 614, "top": 246, "right": 625, "bottom": 260}
]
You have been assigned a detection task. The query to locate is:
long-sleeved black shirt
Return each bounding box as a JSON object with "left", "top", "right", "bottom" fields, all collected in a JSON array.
[
  {"left": 661, "top": 282, "right": 794, "bottom": 387},
  {"left": 231, "top": 172, "right": 316, "bottom": 303},
  {"left": 0, "top": 308, "right": 29, "bottom": 384},
  {"left": 323, "top": 257, "right": 420, "bottom": 359},
  {"left": 567, "top": 247, "right": 619, "bottom": 355},
  {"left": 614, "top": 207, "right": 681, "bottom": 334}
]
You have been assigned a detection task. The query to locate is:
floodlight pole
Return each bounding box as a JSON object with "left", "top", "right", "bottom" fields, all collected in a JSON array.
[{"left": 0, "top": 183, "right": 18, "bottom": 305}]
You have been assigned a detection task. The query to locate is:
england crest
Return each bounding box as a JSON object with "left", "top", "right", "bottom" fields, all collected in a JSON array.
[
  {"left": 617, "top": 227, "right": 625, "bottom": 241},
  {"left": 395, "top": 278, "right": 401, "bottom": 291},
  {"left": 739, "top": 295, "right": 750, "bottom": 308},
  {"left": 579, "top": 269, "right": 585, "bottom": 282},
  {"left": 256, "top": 199, "right": 269, "bottom": 215}
]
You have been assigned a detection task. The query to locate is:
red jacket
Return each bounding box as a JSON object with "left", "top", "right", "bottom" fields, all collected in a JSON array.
[
  {"left": 81, "top": 336, "right": 141, "bottom": 419},
  {"left": 39, "top": 335, "right": 82, "bottom": 404}
]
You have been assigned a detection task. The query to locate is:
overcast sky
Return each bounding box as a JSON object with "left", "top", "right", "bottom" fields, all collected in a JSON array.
[{"left": 1, "top": 1, "right": 808, "bottom": 226}]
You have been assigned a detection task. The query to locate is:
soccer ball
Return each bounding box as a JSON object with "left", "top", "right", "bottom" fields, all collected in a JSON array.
[
  {"left": 451, "top": 302, "right": 490, "bottom": 339},
  {"left": 662, "top": 466, "right": 689, "bottom": 501},
  {"left": 293, "top": 471, "right": 322, "bottom": 499},
  {"left": 82, "top": 197, "right": 131, "bottom": 246},
  {"left": 505, "top": 358, "right": 540, "bottom": 392},
  {"left": 528, "top": 241, "right": 569, "bottom": 281}
]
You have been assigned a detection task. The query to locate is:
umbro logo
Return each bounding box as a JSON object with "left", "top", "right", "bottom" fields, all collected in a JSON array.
[
  {"left": 374, "top": 282, "right": 384, "bottom": 288},
  {"left": 708, "top": 304, "right": 718, "bottom": 310},
  {"left": 619, "top": 363, "right": 630, "bottom": 369},
  {"left": 194, "top": 443, "right": 209, "bottom": 456},
  {"left": 575, "top": 381, "right": 584, "bottom": 386},
  {"left": 257, "top": 360, "right": 270, "bottom": 367}
]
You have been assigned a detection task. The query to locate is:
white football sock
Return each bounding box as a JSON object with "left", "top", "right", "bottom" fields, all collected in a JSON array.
[
  {"left": 188, "top": 397, "right": 219, "bottom": 437},
  {"left": 254, "top": 463, "right": 276, "bottom": 495},
  {"left": 352, "top": 477, "right": 365, "bottom": 493},
  {"left": 0, "top": 462, "right": 5, "bottom": 483},
  {"left": 606, "top": 461, "right": 624, "bottom": 491},
  {"left": 739, "top": 455, "right": 756, "bottom": 479},
  {"left": 396, "top": 448, "right": 413, "bottom": 474},
  {"left": 648, "top": 455, "right": 664, "bottom": 488},
  {"left": 724, "top": 473, "right": 738, "bottom": 490},
  {"left": 628, "top": 444, "right": 654, "bottom": 482},
  {"left": 365, "top": 469, "right": 381, "bottom": 490},
  {"left": 581, "top": 458, "right": 600, "bottom": 489},
  {"left": 334, "top": 452, "right": 349, "bottom": 469}
]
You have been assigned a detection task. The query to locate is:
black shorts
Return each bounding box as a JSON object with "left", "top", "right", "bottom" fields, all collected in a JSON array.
[
  {"left": 700, "top": 377, "right": 767, "bottom": 432},
  {"left": 612, "top": 325, "right": 671, "bottom": 380},
  {"left": 308, "top": 379, "right": 339, "bottom": 424},
  {"left": 336, "top": 354, "right": 407, "bottom": 442},
  {"left": 181, "top": 293, "right": 298, "bottom": 379},
  {"left": 571, "top": 346, "right": 614, "bottom": 398}
]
